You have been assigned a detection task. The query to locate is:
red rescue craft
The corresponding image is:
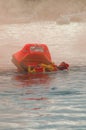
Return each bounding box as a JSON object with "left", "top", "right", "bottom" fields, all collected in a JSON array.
[{"left": 12, "top": 43, "right": 69, "bottom": 73}]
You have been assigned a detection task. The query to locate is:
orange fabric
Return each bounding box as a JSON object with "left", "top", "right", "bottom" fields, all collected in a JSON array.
[{"left": 12, "top": 43, "right": 52, "bottom": 71}]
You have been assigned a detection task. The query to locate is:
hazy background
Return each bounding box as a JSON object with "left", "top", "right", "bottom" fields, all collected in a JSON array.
[
  {"left": 0, "top": 0, "right": 86, "bottom": 23},
  {"left": 0, "top": 0, "right": 86, "bottom": 70}
]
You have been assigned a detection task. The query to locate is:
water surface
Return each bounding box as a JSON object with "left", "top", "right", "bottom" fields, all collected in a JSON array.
[
  {"left": 0, "top": 66, "right": 86, "bottom": 130},
  {"left": 0, "top": 1, "right": 86, "bottom": 129}
]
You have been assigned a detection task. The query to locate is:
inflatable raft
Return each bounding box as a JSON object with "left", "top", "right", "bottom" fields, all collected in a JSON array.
[{"left": 12, "top": 43, "right": 69, "bottom": 73}]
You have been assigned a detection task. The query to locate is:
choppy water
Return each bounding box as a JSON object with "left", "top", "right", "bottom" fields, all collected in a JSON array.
[{"left": 0, "top": 66, "right": 86, "bottom": 130}]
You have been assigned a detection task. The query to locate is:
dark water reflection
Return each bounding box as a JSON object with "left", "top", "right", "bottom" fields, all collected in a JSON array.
[{"left": 13, "top": 72, "right": 53, "bottom": 87}]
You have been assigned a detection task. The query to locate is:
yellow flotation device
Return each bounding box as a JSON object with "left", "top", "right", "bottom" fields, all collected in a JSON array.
[
  {"left": 28, "top": 63, "right": 58, "bottom": 73},
  {"left": 28, "top": 66, "right": 36, "bottom": 73},
  {"left": 40, "top": 63, "right": 55, "bottom": 71}
]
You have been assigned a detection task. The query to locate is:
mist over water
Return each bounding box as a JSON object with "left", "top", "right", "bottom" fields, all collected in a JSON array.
[
  {"left": 0, "top": 0, "right": 86, "bottom": 23},
  {"left": 0, "top": 0, "right": 86, "bottom": 69}
]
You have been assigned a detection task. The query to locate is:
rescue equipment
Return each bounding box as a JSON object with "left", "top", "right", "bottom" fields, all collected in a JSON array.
[{"left": 12, "top": 43, "right": 69, "bottom": 73}]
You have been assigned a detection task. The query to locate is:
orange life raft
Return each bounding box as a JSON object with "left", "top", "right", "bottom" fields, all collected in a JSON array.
[{"left": 12, "top": 43, "right": 69, "bottom": 73}]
